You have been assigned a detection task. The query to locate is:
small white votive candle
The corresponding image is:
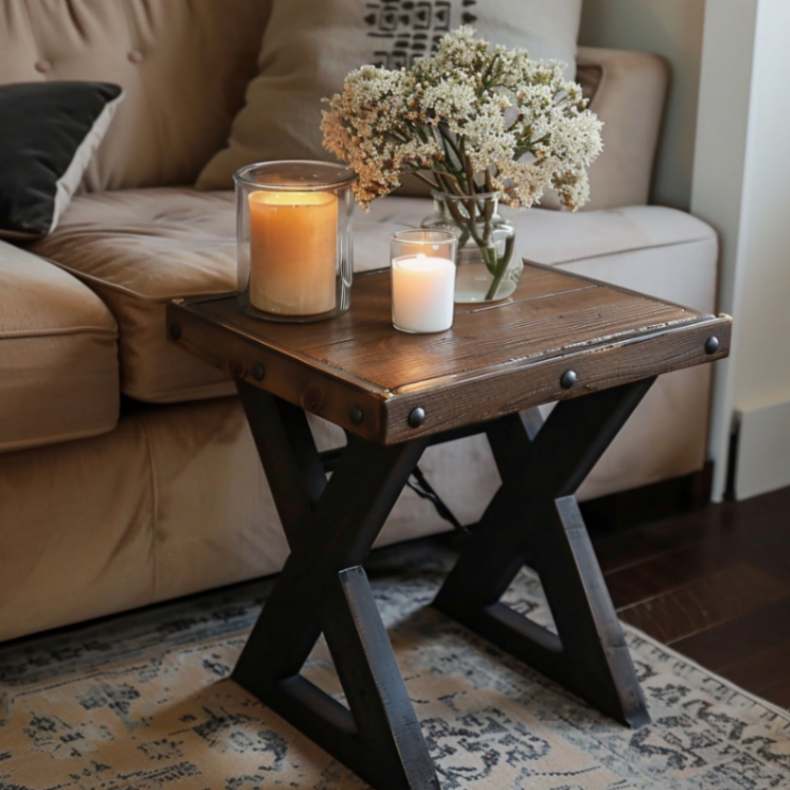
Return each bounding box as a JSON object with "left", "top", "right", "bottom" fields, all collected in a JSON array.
[
  {"left": 392, "top": 255, "right": 455, "bottom": 333},
  {"left": 390, "top": 230, "right": 458, "bottom": 334}
]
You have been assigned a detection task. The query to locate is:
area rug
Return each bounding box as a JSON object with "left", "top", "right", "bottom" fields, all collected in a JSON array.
[{"left": 1, "top": 544, "right": 789, "bottom": 789}]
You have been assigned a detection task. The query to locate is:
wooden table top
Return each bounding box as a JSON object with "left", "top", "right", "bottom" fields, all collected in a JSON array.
[{"left": 168, "top": 263, "right": 731, "bottom": 444}]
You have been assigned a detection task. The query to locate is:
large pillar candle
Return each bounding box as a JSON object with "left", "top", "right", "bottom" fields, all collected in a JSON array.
[
  {"left": 391, "top": 254, "right": 455, "bottom": 333},
  {"left": 248, "top": 190, "right": 338, "bottom": 316}
]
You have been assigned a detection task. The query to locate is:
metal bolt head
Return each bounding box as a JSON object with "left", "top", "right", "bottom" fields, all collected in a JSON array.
[
  {"left": 350, "top": 406, "right": 364, "bottom": 425},
  {"left": 251, "top": 362, "right": 265, "bottom": 381},
  {"left": 408, "top": 407, "right": 426, "bottom": 428},
  {"left": 560, "top": 370, "right": 578, "bottom": 390},
  {"left": 168, "top": 322, "right": 182, "bottom": 341},
  {"left": 705, "top": 336, "right": 720, "bottom": 355}
]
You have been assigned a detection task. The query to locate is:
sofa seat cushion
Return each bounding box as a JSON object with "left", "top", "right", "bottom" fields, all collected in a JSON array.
[
  {"left": 33, "top": 188, "right": 238, "bottom": 403},
  {"left": 32, "top": 187, "right": 716, "bottom": 404},
  {"left": 0, "top": 240, "right": 118, "bottom": 452},
  {"left": 357, "top": 198, "right": 717, "bottom": 274}
]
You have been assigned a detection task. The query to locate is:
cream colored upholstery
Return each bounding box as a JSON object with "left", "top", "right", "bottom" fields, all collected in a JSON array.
[
  {"left": 33, "top": 189, "right": 716, "bottom": 407},
  {"left": 0, "top": 240, "right": 118, "bottom": 452},
  {"left": 0, "top": 1, "right": 666, "bottom": 209},
  {"left": 0, "top": 0, "right": 270, "bottom": 190},
  {"left": 0, "top": 397, "right": 461, "bottom": 641},
  {"left": 0, "top": 359, "right": 715, "bottom": 643},
  {"left": 197, "top": 0, "right": 582, "bottom": 190},
  {"left": 0, "top": 0, "right": 667, "bottom": 207},
  {"left": 356, "top": 196, "right": 716, "bottom": 272},
  {"left": 33, "top": 189, "right": 237, "bottom": 402},
  {"left": 535, "top": 47, "right": 668, "bottom": 210},
  {"left": 576, "top": 47, "right": 669, "bottom": 210}
]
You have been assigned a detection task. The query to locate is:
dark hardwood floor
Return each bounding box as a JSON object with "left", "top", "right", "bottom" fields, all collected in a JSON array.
[{"left": 590, "top": 484, "right": 790, "bottom": 709}]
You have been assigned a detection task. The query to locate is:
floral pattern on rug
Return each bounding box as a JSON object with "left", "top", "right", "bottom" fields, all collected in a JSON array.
[{"left": 0, "top": 549, "right": 789, "bottom": 789}]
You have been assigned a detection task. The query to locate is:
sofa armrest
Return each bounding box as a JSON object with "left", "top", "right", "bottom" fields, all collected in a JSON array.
[
  {"left": 0, "top": 240, "right": 119, "bottom": 453},
  {"left": 574, "top": 46, "right": 669, "bottom": 210}
]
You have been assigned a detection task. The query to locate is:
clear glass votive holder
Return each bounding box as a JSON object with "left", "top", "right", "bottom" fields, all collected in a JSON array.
[
  {"left": 391, "top": 229, "right": 457, "bottom": 334},
  {"left": 234, "top": 160, "right": 355, "bottom": 322}
]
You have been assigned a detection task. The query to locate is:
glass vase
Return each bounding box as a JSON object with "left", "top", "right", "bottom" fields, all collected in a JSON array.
[
  {"left": 234, "top": 160, "right": 355, "bottom": 322},
  {"left": 422, "top": 190, "right": 520, "bottom": 303}
]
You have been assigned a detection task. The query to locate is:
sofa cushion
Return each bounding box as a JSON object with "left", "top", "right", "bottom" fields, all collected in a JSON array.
[
  {"left": 32, "top": 188, "right": 716, "bottom": 405},
  {"left": 357, "top": 198, "right": 717, "bottom": 275},
  {"left": 32, "top": 189, "right": 238, "bottom": 403},
  {"left": 0, "top": 0, "right": 270, "bottom": 191},
  {"left": 197, "top": 0, "right": 582, "bottom": 190},
  {"left": 0, "top": 240, "right": 118, "bottom": 452}
]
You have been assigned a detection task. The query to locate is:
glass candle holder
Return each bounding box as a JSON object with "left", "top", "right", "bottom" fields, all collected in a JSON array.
[
  {"left": 234, "top": 160, "right": 355, "bottom": 322},
  {"left": 391, "top": 229, "right": 457, "bottom": 334}
]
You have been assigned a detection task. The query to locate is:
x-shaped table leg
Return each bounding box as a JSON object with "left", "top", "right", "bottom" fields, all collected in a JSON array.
[
  {"left": 233, "top": 377, "right": 654, "bottom": 789},
  {"left": 234, "top": 381, "right": 439, "bottom": 789},
  {"left": 434, "top": 378, "right": 655, "bottom": 727}
]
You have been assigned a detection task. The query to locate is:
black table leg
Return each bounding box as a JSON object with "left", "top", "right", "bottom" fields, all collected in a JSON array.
[
  {"left": 434, "top": 378, "right": 656, "bottom": 728},
  {"left": 234, "top": 378, "right": 654, "bottom": 788},
  {"left": 234, "top": 382, "right": 438, "bottom": 790}
]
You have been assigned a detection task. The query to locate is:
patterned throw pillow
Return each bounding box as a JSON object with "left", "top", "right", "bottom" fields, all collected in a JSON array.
[{"left": 197, "top": 0, "right": 582, "bottom": 190}]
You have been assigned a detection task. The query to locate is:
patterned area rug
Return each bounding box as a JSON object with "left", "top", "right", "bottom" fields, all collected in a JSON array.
[{"left": 1, "top": 543, "right": 789, "bottom": 789}]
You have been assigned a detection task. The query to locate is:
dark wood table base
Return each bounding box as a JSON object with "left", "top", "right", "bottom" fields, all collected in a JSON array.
[
  {"left": 168, "top": 265, "right": 730, "bottom": 787},
  {"left": 232, "top": 377, "right": 653, "bottom": 790}
]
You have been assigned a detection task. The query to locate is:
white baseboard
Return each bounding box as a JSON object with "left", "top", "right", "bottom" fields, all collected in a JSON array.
[{"left": 734, "top": 398, "right": 790, "bottom": 500}]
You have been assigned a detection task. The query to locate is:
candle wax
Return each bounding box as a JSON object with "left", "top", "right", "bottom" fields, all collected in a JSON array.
[
  {"left": 391, "top": 254, "right": 455, "bottom": 333},
  {"left": 248, "top": 190, "right": 338, "bottom": 316}
]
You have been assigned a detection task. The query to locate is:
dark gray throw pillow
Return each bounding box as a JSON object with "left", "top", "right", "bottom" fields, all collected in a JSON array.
[{"left": 0, "top": 82, "right": 123, "bottom": 240}]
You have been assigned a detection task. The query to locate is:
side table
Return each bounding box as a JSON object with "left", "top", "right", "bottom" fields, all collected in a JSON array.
[{"left": 167, "top": 263, "right": 731, "bottom": 789}]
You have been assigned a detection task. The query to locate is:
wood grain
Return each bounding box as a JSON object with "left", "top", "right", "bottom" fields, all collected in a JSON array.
[
  {"left": 617, "top": 563, "right": 788, "bottom": 644},
  {"left": 171, "top": 303, "right": 388, "bottom": 442},
  {"left": 605, "top": 544, "right": 732, "bottom": 608},
  {"left": 671, "top": 596, "right": 790, "bottom": 677},
  {"left": 594, "top": 482, "right": 790, "bottom": 710},
  {"left": 168, "top": 263, "right": 732, "bottom": 444}
]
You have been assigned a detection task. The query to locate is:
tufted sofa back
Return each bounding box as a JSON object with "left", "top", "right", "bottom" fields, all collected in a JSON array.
[{"left": 0, "top": 0, "right": 271, "bottom": 190}]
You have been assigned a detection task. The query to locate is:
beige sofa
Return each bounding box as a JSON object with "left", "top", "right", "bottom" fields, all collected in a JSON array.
[{"left": 0, "top": 1, "right": 718, "bottom": 642}]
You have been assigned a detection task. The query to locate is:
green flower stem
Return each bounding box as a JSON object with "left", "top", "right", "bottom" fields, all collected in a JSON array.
[
  {"left": 484, "top": 235, "right": 516, "bottom": 301},
  {"left": 440, "top": 199, "right": 511, "bottom": 300},
  {"left": 480, "top": 244, "right": 500, "bottom": 277},
  {"left": 483, "top": 258, "right": 507, "bottom": 301},
  {"left": 423, "top": 157, "right": 517, "bottom": 302}
]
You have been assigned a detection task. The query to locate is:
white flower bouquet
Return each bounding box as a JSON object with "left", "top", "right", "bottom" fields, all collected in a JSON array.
[{"left": 322, "top": 27, "right": 604, "bottom": 301}]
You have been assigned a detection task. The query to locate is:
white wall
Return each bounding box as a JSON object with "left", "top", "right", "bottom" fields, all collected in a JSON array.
[
  {"left": 580, "top": 0, "right": 706, "bottom": 209},
  {"left": 729, "top": 2, "right": 790, "bottom": 414},
  {"left": 581, "top": 0, "right": 790, "bottom": 500},
  {"left": 692, "top": 0, "right": 790, "bottom": 499}
]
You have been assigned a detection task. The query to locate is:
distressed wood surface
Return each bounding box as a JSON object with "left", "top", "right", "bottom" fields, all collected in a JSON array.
[{"left": 168, "top": 263, "right": 731, "bottom": 444}]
